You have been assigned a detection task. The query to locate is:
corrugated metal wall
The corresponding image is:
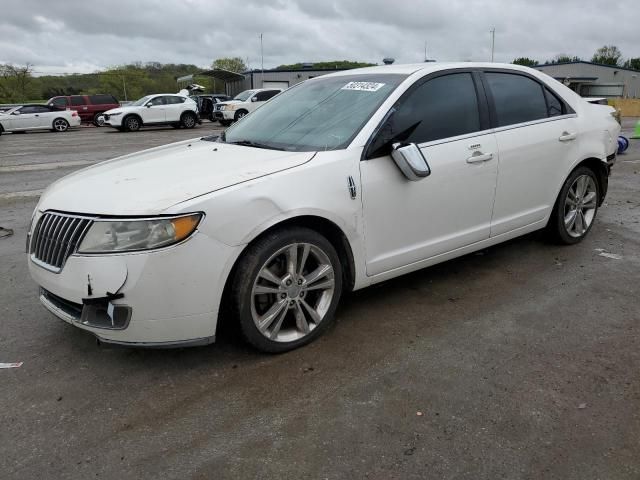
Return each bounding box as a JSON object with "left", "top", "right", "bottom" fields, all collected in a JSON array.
[{"left": 226, "top": 70, "right": 341, "bottom": 96}]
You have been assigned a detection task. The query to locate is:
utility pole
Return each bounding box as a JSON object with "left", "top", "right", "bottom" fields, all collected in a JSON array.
[
  {"left": 122, "top": 75, "right": 127, "bottom": 102},
  {"left": 260, "top": 33, "right": 264, "bottom": 86},
  {"left": 490, "top": 28, "right": 495, "bottom": 63}
]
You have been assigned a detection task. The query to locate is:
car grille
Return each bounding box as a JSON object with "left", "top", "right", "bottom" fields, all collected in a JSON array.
[
  {"left": 103, "top": 114, "right": 110, "bottom": 120},
  {"left": 214, "top": 105, "right": 223, "bottom": 111},
  {"left": 30, "top": 212, "right": 93, "bottom": 272}
]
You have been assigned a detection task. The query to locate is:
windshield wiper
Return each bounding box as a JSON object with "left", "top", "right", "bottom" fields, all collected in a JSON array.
[{"left": 226, "top": 140, "right": 284, "bottom": 151}]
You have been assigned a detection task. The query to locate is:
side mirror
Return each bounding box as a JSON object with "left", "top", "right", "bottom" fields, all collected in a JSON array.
[
  {"left": 12, "top": 111, "right": 21, "bottom": 115},
  {"left": 146, "top": 103, "right": 153, "bottom": 108},
  {"left": 391, "top": 142, "right": 431, "bottom": 181},
  {"left": 251, "top": 97, "right": 258, "bottom": 102}
]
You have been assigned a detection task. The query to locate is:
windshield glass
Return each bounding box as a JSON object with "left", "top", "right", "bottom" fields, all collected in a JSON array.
[
  {"left": 223, "top": 74, "right": 407, "bottom": 151},
  {"left": 233, "top": 90, "right": 254, "bottom": 101},
  {"left": 130, "top": 95, "right": 153, "bottom": 107}
]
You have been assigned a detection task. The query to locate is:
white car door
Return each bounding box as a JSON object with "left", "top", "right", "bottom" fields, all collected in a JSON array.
[
  {"left": 165, "top": 96, "right": 185, "bottom": 121},
  {"left": 360, "top": 72, "right": 498, "bottom": 276},
  {"left": 483, "top": 71, "right": 581, "bottom": 236},
  {"left": 143, "top": 96, "right": 166, "bottom": 123},
  {"left": 32, "top": 105, "right": 55, "bottom": 128},
  {"left": 10, "top": 106, "right": 42, "bottom": 130}
]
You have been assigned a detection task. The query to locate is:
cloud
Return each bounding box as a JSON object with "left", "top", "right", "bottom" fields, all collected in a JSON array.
[{"left": 0, "top": 0, "right": 638, "bottom": 74}]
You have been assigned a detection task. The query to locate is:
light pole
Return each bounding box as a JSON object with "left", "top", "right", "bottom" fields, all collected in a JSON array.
[
  {"left": 260, "top": 33, "right": 264, "bottom": 87},
  {"left": 490, "top": 28, "right": 495, "bottom": 62}
]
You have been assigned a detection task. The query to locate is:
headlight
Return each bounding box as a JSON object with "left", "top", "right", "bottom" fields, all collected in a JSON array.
[
  {"left": 108, "top": 112, "right": 123, "bottom": 116},
  {"left": 225, "top": 105, "right": 238, "bottom": 111},
  {"left": 77, "top": 213, "right": 202, "bottom": 254}
]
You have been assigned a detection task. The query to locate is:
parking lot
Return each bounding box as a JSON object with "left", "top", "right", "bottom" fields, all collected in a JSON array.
[{"left": 1, "top": 123, "right": 639, "bottom": 479}]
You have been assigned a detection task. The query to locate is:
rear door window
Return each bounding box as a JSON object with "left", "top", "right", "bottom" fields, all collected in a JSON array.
[
  {"left": 255, "top": 90, "right": 280, "bottom": 101},
  {"left": 165, "top": 96, "right": 186, "bottom": 104},
  {"left": 70, "top": 96, "right": 86, "bottom": 106},
  {"left": 89, "top": 94, "right": 118, "bottom": 105},
  {"left": 485, "top": 73, "right": 548, "bottom": 127}
]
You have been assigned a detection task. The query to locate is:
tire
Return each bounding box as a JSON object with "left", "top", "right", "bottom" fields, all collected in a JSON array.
[
  {"left": 93, "top": 113, "right": 104, "bottom": 127},
  {"left": 231, "top": 227, "right": 343, "bottom": 353},
  {"left": 0, "top": 125, "right": 3, "bottom": 136},
  {"left": 123, "top": 115, "right": 141, "bottom": 132},
  {"left": 52, "top": 118, "right": 69, "bottom": 132},
  {"left": 180, "top": 111, "right": 197, "bottom": 129},
  {"left": 234, "top": 110, "right": 248, "bottom": 122},
  {"left": 219, "top": 119, "right": 232, "bottom": 127},
  {"left": 547, "top": 166, "right": 600, "bottom": 244}
]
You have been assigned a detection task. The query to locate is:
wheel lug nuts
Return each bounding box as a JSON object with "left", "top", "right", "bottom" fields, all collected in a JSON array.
[
  {"left": 300, "top": 292, "right": 305, "bottom": 298},
  {"left": 286, "top": 279, "right": 292, "bottom": 286},
  {"left": 280, "top": 293, "right": 286, "bottom": 299},
  {"left": 289, "top": 300, "right": 295, "bottom": 306},
  {"left": 297, "top": 279, "right": 303, "bottom": 285}
]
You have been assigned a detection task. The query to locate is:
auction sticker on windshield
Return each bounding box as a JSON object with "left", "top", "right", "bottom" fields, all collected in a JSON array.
[{"left": 341, "top": 82, "right": 386, "bottom": 92}]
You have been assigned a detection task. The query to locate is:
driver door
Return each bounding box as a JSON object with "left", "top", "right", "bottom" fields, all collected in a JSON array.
[
  {"left": 360, "top": 71, "right": 499, "bottom": 276},
  {"left": 144, "top": 96, "right": 167, "bottom": 123}
]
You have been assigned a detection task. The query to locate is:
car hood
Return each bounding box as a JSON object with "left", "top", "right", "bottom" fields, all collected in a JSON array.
[
  {"left": 103, "top": 106, "right": 135, "bottom": 115},
  {"left": 37, "top": 138, "right": 315, "bottom": 215}
]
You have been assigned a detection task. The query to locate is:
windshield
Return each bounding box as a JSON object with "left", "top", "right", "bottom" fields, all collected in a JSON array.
[
  {"left": 233, "top": 90, "right": 255, "bottom": 102},
  {"left": 223, "top": 74, "right": 407, "bottom": 151},
  {"left": 130, "top": 95, "right": 154, "bottom": 107}
]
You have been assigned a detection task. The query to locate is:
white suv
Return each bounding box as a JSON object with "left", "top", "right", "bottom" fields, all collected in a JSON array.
[
  {"left": 102, "top": 94, "right": 199, "bottom": 132},
  {"left": 214, "top": 88, "right": 282, "bottom": 126}
]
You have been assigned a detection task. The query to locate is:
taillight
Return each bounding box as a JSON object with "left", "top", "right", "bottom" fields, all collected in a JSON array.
[{"left": 71, "top": 111, "right": 78, "bottom": 117}]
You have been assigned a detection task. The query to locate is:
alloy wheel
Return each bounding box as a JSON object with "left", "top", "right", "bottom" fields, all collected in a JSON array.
[
  {"left": 53, "top": 119, "right": 68, "bottom": 132},
  {"left": 250, "top": 242, "right": 335, "bottom": 343},
  {"left": 564, "top": 174, "right": 597, "bottom": 238}
]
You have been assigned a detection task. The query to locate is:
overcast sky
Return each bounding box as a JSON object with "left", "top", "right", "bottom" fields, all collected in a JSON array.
[{"left": 1, "top": 0, "right": 639, "bottom": 74}]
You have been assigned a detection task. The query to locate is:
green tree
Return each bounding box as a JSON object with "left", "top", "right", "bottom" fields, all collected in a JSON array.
[
  {"left": 211, "top": 57, "right": 247, "bottom": 73},
  {"left": 623, "top": 58, "right": 640, "bottom": 70},
  {"left": 548, "top": 54, "right": 582, "bottom": 64},
  {"left": 512, "top": 57, "right": 539, "bottom": 67},
  {"left": 0, "top": 63, "right": 37, "bottom": 102},
  {"left": 591, "top": 45, "right": 622, "bottom": 66},
  {"left": 275, "top": 60, "right": 375, "bottom": 70}
]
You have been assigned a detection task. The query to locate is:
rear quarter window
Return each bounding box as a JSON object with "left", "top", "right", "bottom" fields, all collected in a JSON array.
[
  {"left": 89, "top": 94, "right": 118, "bottom": 105},
  {"left": 485, "top": 72, "right": 548, "bottom": 127}
]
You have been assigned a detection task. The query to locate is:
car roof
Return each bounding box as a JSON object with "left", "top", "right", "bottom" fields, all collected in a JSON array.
[{"left": 322, "top": 62, "right": 535, "bottom": 77}]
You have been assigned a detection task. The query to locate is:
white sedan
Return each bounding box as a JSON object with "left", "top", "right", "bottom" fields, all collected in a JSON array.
[
  {"left": 0, "top": 104, "right": 80, "bottom": 134},
  {"left": 27, "top": 63, "right": 620, "bottom": 352}
]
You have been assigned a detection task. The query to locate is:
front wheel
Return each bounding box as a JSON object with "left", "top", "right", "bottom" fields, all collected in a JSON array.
[
  {"left": 52, "top": 118, "right": 69, "bottom": 132},
  {"left": 234, "top": 110, "right": 248, "bottom": 122},
  {"left": 231, "top": 227, "right": 343, "bottom": 353},
  {"left": 547, "top": 166, "right": 600, "bottom": 244},
  {"left": 124, "top": 116, "right": 141, "bottom": 132}
]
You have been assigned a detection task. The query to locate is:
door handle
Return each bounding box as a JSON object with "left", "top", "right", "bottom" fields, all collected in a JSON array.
[
  {"left": 559, "top": 132, "right": 577, "bottom": 142},
  {"left": 466, "top": 152, "right": 493, "bottom": 164},
  {"left": 34, "top": 114, "right": 39, "bottom": 117}
]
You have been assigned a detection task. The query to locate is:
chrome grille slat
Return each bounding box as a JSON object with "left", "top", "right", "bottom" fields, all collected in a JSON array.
[{"left": 30, "top": 213, "right": 93, "bottom": 272}]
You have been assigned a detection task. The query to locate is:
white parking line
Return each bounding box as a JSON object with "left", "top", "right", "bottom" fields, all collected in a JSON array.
[
  {"left": 0, "top": 189, "right": 44, "bottom": 200},
  {"left": 0, "top": 160, "right": 95, "bottom": 173}
]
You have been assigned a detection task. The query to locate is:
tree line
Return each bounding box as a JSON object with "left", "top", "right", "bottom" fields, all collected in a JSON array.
[{"left": 513, "top": 45, "right": 640, "bottom": 70}]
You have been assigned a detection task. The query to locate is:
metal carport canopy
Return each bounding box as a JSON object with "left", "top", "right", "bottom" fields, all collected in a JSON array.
[{"left": 196, "top": 68, "right": 246, "bottom": 82}]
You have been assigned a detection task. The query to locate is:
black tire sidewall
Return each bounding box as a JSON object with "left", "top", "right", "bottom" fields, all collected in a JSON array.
[
  {"left": 181, "top": 112, "right": 196, "bottom": 128},
  {"left": 234, "top": 110, "right": 247, "bottom": 122},
  {"left": 232, "top": 227, "right": 343, "bottom": 353},
  {"left": 125, "top": 116, "right": 140, "bottom": 132},
  {"left": 551, "top": 166, "right": 600, "bottom": 244}
]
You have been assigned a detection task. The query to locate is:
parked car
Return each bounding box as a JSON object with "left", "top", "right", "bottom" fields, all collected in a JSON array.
[
  {"left": 27, "top": 63, "right": 619, "bottom": 352},
  {"left": 100, "top": 94, "right": 199, "bottom": 132},
  {"left": 214, "top": 88, "right": 282, "bottom": 126},
  {"left": 0, "top": 104, "right": 80, "bottom": 134},
  {"left": 48, "top": 94, "right": 119, "bottom": 126},
  {"left": 191, "top": 94, "right": 230, "bottom": 122}
]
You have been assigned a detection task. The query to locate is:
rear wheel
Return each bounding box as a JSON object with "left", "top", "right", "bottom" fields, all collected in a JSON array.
[
  {"left": 180, "top": 111, "right": 197, "bottom": 129},
  {"left": 52, "top": 118, "right": 69, "bottom": 132},
  {"left": 231, "top": 227, "right": 343, "bottom": 353},
  {"left": 124, "top": 115, "right": 141, "bottom": 132},
  {"left": 547, "top": 166, "right": 600, "bottom": 244}
]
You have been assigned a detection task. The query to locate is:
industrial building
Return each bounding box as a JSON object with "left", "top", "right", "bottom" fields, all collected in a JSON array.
[
  {"left": 179, "top": 65, "right": 346, "bottom": 97},
  {"left": 535, "top": 61, "right": 640, "bottom": 98}
]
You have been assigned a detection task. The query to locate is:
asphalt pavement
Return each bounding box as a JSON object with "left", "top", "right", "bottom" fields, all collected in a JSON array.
[{"left": 1, "top": 122, "right": 639, "bottom": 479}]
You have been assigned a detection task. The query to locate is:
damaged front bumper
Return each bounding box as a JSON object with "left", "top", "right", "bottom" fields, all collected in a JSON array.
[{"left": 28, "top": 224, "right": 237, "bottom": 347}]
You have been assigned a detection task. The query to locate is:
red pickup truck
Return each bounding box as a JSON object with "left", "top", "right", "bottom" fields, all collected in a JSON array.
[{"left": 47, "top": 94, "right": 120, "bottom": 125}]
